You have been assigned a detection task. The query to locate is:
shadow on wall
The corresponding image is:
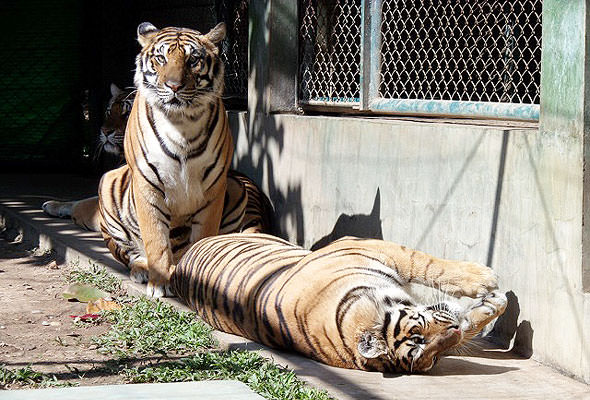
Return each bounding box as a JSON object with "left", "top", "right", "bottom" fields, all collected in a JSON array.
[
  {"left": 233, "top": 1, "right": 306, "bottom": 244},
  {"left": 232, "top": 109, "right": 306, "bottom": 244},
  {"left": 311, "top": 189, "right": 384, "bottom": 251},
  {"left": 489, "top": 290, "right": 534, "bottom": 358}
]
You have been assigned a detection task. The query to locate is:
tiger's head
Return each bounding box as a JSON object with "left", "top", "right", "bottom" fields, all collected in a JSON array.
[
  {"left": 134, "top": 22, "right": 226, "bottom": 114},
  {"left": 96, "top": 83, "right": 134, "bottom": 160},
  {"left": 357, "top": 298, "right": 479, "bottom": 373}
]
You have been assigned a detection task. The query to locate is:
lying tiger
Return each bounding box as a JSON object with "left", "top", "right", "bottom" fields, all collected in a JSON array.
[
  {"left": 95, "top": 83, "right": 134, "bottom": 164},
  {"left": 43, "top": 84, "right": 133, "bottom": 232},
  {"left": 172, "top": 233, "right": 506, "bottom": 373}
]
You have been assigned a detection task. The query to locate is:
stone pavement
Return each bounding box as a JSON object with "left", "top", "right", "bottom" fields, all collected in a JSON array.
[
  {"left": 0, "top": 380, "right": 263, "bottom": 400},
  {"left": 1, "top": 173, "right": 589, "bottom": 400}
]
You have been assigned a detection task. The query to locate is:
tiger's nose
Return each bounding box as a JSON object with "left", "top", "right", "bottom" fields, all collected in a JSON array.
[{"left": 165, "top": 80, "right": 184, "bottom": 92}]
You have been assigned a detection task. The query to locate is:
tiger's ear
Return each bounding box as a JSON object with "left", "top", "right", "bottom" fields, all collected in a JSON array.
[
  {"left": 204, "top": 22, "right": 226, "bottom": 45},
  {"left": 110, "top": 83, "right": 122, "bottom": 97},
  {"left": 357, "top": 331, "right": 387, "bottom": 359},
  {"left": 137, "top": 22, "right": 159, "bottom": 47}
]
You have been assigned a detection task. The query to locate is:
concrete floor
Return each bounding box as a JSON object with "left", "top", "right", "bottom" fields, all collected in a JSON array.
[{"left": 1, "top": 173, "right": 589, "bottom": 400}]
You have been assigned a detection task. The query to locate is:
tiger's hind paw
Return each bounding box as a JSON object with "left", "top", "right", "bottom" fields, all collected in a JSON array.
[{"left": 42, "top": 200, "right": 74, "bottom": 218}]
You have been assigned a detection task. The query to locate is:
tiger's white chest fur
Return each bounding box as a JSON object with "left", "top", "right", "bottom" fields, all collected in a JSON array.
[{"left": 138, "top": 103, "right": 217, "bottom": 216}]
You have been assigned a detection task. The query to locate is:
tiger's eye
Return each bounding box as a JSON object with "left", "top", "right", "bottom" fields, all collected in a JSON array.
[
  {"left": 155, "top": 55, "right": 166, "bottom": 65},
  {"left": 414, "top": 337, "right": 426, "bottom": 345},
  {"left": 189, "top": 56, "right": 201, "bottom": 69}
]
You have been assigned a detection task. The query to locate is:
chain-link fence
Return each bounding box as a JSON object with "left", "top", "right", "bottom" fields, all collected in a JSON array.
[
  {"left": 218, "top": 0, "right": 249, "bottom": 104},
  {"left": 380, "top": 0, "right": 541, "bottom": 104},
  {"left": 298, "top": 0, "right": 542, "bottom": 117},
  {"left": 298, "top": 0, "right": 361, "bottom": 105}
]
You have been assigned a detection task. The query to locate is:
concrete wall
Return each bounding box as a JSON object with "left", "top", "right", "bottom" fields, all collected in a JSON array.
[{"left": 228, "top": 0, "right": 590, "bottom": 383}]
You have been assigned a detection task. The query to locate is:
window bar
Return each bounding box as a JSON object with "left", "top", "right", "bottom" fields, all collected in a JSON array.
[
  {"left": 359, "top": 0, "right": 383, "bottom": 110},
  {"left": 369, "top": 98, "right": 539, "bottom": 120}
]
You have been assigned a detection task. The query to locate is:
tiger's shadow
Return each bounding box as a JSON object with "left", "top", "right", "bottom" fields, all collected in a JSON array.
[
  {"left": 224, "top": 337, "right": 519, "bottom": 378},
  {"left": 311, "top": 189, "right": 384, "bottom": 251}
]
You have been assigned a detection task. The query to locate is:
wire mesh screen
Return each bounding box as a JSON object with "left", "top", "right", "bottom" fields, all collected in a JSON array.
[
  {"left": 217, "top": 0, "right": 249, "bottom": 103},
  {"left": 298, "top": 0, "right": 361, "bottom": 104},
  {"left": 380, "top": 0, "right": 542, "bottom": 104}
]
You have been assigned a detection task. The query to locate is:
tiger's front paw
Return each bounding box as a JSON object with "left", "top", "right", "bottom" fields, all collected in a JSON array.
[
  {"left": 448, "top": 262, "right": 498, "bottom": 298},
  {"left": 462, "top": 291, "right": 507, "bottom": 335},
  {"left": 479, "top": 290, "right": 507, "bottom": 317},
  {"left": 146, "top": 281, "right": 175, "bottom": 298},
  {"left": 130, "top": 266, "right": 149, "bottom": 284}
]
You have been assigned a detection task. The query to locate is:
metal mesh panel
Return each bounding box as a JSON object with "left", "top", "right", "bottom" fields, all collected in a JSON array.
[
  {"left": 380, "top": 0, "right": 542, "bottom": 104},
  {"left": 298, "top": 0, "right": 361, "bottom": 104},
  {"left": 218, "top": 0, "right": 249, "bottom": 103}
]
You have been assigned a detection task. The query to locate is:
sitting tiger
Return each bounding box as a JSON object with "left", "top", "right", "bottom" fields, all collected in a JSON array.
[
  {"left": 172, "top": 233, "right": 506, "bottom": 373},
  {"left": 100, "top": 21, "right": 238, "bottom": 297},
  {"left": 44, "top": 22, "right": 273, "bottom": 298}
]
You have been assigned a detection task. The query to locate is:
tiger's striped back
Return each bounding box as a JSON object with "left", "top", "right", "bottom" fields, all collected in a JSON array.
[{"left": 220, "top": 170, "right": 274, "bottom": 234}]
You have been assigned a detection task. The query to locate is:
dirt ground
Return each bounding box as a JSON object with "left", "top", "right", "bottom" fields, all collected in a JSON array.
[{"left": 0, "top": 235, "right": 125, "bottom": 388}]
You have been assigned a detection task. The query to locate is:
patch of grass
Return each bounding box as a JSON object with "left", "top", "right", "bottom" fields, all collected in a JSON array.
[
  {"left": 60, "top": 265, "right": 332, "bottom": 399},
  {"left": 123, "top": 351, "right": 333, "bottom": 400},
  {"left": 93, "top": 297, "right": 215, "bottom": 358},
  {"left": 65, "top": 262, "right": 122, "bottom": 294},
  {"left": 0, "top": 364, "right": 45, "bottom": 387},
  {"left": 0, "top": 365, "right": 77, "bottom": 389}
]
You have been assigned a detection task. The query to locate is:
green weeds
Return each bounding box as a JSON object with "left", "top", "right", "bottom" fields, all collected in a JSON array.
[
  {"left": 93, "top": 297, "right": 215, "bottom": 357},
  {"left": 123, "top": 351, "right": 332, "bottom": 400},
  {"left": 0, "top": 365, "right": 77, "bottom": 389},
  {"left": 9, "top": 263, "right": 332, "bottom": 399},
  {"left": 64, "top": 262, "right": 122, "bottom": 294}
]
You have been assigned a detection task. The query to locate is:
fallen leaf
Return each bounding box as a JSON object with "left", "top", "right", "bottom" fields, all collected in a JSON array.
[
  {"left": 69, "top": 314, "right": 101, "bottom": 322},
  {"left": 86, "top": 298, "right": 122, "bottom": 314},
  {"left": 62, "top": 284, "right": 109, "bottom": 302},
  {"left": 46, "top": 261, "right": 59, "bottom": 270}
]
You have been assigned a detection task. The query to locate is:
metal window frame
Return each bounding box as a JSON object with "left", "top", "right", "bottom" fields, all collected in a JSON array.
[
  {"left": 360, "top": 0, "right": 540, "bottom": 121},
  {"left": 300, "top": 0, "right": 541, "bottom": 121}
]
